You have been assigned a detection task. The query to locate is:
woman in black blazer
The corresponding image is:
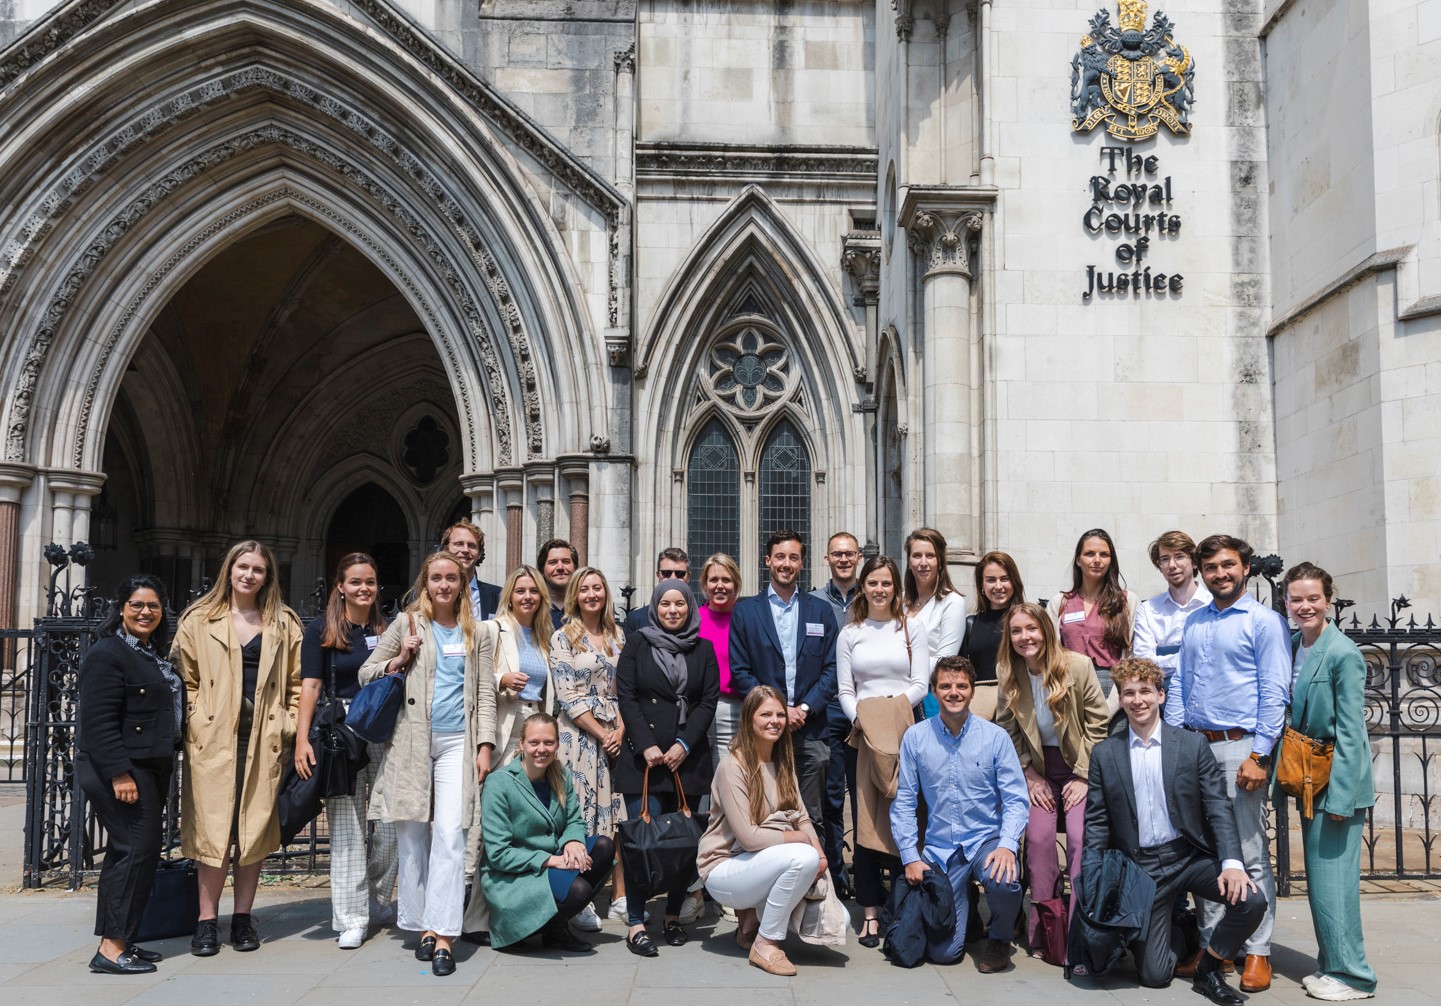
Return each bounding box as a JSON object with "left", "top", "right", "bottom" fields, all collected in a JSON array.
[
  {"left": 77, "top": 574, "right": 184, "bottom": 975},
  {"left": 615, "top": 580, "right": 719, "bottom": 956}
]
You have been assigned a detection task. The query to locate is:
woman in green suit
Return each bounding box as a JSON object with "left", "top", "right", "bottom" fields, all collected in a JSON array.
[
  {"left": 480, "top": 713, "right": 614, "bottom": 952},
  {"left": 1282, "top": 562, "right": 1376, "bottom": 1002}
]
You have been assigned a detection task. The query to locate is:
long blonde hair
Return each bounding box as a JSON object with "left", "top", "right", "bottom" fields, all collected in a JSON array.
[
  {"left": 732, "top": 686, "right": 802, "bottom": 826},
  {"left": 499, "top": 564, "right": 552, "bottom": 662},
  {"left": 997, "top": 602, "right": 1072, "bottom": 733},
  {"left": 560, "top": 567, "right": 621, "bottom": 656},
  {"left": 405, "top": 551, "right": 476, "bottom": 652},
  {"left": 188, "top": 540, "right": 286, "bottom": 626},
  {"left": 521, "top": 712, "right": 568, "bottom": 807}
]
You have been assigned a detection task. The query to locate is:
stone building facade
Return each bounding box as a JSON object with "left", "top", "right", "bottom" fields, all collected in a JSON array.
[{"left": 0, "top": 0, "right": 1435, "bottom": 623}]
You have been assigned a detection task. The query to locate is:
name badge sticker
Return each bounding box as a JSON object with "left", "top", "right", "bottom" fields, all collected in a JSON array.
[
  {"left": 441, "top": 642, "right": 467, "bottom": 658},
  {"left": 1062, "top": 611, "right": 1087, "bottom": 624},
  {"left": 805, "top": 622, "right": 825, "bottom": 637},
  {"left": 365, "top": 635, "right": 379, "bottom": 651}
]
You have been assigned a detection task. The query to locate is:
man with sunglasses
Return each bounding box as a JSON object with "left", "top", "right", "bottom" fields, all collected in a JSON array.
[{"left": 624, "top": 548, "right": 690, "bottom": 632}]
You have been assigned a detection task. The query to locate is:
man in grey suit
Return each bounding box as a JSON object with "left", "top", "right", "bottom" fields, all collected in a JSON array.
[{"left": 1084, "top": 658, "right": 1265, "bottom": 1006}]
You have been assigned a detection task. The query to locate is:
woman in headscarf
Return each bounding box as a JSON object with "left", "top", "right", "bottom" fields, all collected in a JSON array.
[{"left": 614, "top": 580, "right": 720, "bottom": 957}]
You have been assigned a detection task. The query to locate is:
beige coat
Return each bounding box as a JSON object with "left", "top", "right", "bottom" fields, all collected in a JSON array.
[
  {"left": 995, "top": 650, "right": 1109, "bottom": 780},
  {"left": 172, "top": 607, "right": 303, "bottom": 868},
  {"left": 848, "top": 693, "right": 915, "bottom": 858},
  {"left": 482, "top": 616, "right": 555, "bottom": 764},
  {"left": 360, "top": 612, "right": 498, "bottom": 826}
]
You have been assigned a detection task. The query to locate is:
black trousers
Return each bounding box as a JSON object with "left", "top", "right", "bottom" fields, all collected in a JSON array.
[
  {"left": 822, "top": 709, "right": 856, "bottom": 870},
  {"left": 793, "top": 733, "right": 830, "bottom": 837},
  {"left": 1130, "top": 840, "right": 1266, "bottom": 988},
  {"left": 78, "top": 753, "right": 172, "bottom": 942}
]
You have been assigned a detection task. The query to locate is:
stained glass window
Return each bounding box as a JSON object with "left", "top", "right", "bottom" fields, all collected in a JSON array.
[
  {"left": 686, "top": 418, "right": 741, "bottom": 569},
  {"left": 757, "top": 419, "right": 811, "bottom": 589}
]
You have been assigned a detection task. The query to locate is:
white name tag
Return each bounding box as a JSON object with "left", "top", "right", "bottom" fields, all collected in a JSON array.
[
  {"left": 1062, "top": 611, "right": 1087, "bottom": 624},
  {"left": 365, "top": 635, "right": 379, "bottom": 651},
  {"left": 441, "top": 642, "right": 467, "bottom": 658},
  {"left": 805, "top": 622, "right": 825, "bottom": 637}
]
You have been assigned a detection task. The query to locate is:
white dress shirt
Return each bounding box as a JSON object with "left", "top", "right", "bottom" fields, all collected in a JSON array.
[
  {"left": 1131, "top": 584, "right": 1211, "bottom": 683},
  {"left": 1128, "top": 725, "right": 1243, "bottom": 873}
]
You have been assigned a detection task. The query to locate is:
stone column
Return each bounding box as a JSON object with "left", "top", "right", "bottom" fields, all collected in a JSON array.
[
  {"left": 906, "top": 207, "right": 982, "bottom": 559},
  {"left": 559, "top": 458, "right": 591, "bottom": 567},
  {"left": 843, "top": 232, "right": 882, "bottom": 551},
  {"left": 459, "top": 472, "right": 497, "bottom": 582},
  {"left": 0, "top": 464, "right": 36, "bottom": 633},
  {"left": 495, "top": 469, "right": 524, "bottom": 574},
  {"left": 526, "top": 464, "right": 556, "bottom": 551},
  {"left": 47, "top": 469, "right": 107, "bottom": 550}
]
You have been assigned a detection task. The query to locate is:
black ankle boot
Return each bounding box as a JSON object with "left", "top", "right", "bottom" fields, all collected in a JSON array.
[{"left": 540, "top": 918, "right": 592, "bottom": 953}]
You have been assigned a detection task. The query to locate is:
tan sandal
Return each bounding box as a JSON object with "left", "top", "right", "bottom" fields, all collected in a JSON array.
[{"left": 749, "top": 944, "right": 797, "bottom": 977}]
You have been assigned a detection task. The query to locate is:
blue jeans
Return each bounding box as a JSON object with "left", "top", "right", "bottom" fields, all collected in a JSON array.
[{"left": 926, "top": 836, "right": 1023, "bottom": 965}]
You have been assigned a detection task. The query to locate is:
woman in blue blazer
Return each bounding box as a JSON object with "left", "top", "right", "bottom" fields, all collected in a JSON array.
[{"left": 1281, "top": 562, "right": 1376, "bottom": 1002}]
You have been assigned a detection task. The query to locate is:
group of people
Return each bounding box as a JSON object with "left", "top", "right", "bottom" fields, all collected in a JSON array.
[{"left": 73, "top": 521, "right": 1376, "bottom": 1001}]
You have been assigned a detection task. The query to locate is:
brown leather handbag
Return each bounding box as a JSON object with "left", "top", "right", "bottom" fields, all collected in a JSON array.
[{"left": 1275, "top": 724, "right": 1333, "bottom": 819}]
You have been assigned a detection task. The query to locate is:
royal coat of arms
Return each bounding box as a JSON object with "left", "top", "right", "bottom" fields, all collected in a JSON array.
[{"left": 1071, "top": 0, "right": 1195, "bottom": 141}]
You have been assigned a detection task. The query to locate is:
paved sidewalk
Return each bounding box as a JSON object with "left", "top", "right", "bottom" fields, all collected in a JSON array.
[{"left": 2, "top": 791, "right": 1437, "bottom": 1005}]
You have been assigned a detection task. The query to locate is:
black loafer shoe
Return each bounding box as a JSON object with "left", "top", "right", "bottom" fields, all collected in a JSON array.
[
  {"left": 89, "top": 949, "right": 157, "bottom": 975},
  {"left": 430, "top": 948, "right": 455, "bottom": 976},
  {"left": 190, "top": 919, "right": 220, "bottom": 957},
  {"left": 626, "top": 931, "right": 659, "bottom": 957},
  {"left": 415, "top": 935, "right": 437, "bottom": 961},
  {"left": 127, "top": 945, "right": 164, "bottom": 963},
  {"left": 663, "top": 922, "right": 688, "bottom": 947},
  {"left": 541, "top": 920, "right": 593, "bottom": 953},
  {"left": 1192, "top": 970, "right": 1246, "bottom": 1006},
  {"left": 230, "top": 913, "right": 259, "bottom": 952}
]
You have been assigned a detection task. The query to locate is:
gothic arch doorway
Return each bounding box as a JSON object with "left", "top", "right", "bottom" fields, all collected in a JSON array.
[{"left": 324, "top": 483, "right": 411, "bottom": 611}]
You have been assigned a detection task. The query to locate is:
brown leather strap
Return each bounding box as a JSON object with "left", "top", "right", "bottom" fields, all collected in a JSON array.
[{"left": 1194, "top": 727, "right": 1247, "bottom": 742}]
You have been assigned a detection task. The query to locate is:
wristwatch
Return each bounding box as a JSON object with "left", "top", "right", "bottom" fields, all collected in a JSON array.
[
  {"left": 1248, "top": 752, "right": 1272, "bottom": 768},
  {"left": 798, "top": 703, "right": 811, "bottom": 716}
]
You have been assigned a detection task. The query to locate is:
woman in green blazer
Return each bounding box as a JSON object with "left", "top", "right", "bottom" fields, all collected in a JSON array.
[
  {"left": 1282, "top": 562, "right": 1376, "bottom": 1002},
  {"left": 480, "top": 713, "right": 614, "bottom": 952}
]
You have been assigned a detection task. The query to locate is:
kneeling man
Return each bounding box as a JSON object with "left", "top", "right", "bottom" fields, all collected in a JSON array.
[
  {"left": 891, "top": 657, "right": 1028, "bottom": 971},
  {"left": 1085, "top": 658, "right": 1265, "bottom": 1004}
]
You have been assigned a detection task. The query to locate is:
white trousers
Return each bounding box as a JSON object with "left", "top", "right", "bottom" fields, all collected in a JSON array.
[
  {"left": 328, "top": 740, "right": 398, "bottom": 930},
  {"left": 395, "top": 731, "right": 466, "bottom": 937},
  {"left": 704, "top": 843, "right": 821, "bottom": 940}
]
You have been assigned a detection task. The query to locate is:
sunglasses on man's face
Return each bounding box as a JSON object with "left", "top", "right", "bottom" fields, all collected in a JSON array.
[{"left": 657, "top": 569, "right": 689, "bottom": 579}]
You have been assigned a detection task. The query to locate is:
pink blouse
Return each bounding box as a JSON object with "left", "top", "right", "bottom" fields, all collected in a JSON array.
[
  {"left": 700, "top": 606, "right": 735, "bottom": 696},
  {"left": 1057, "top": 593, "right": 1121, "bottom": 668}
]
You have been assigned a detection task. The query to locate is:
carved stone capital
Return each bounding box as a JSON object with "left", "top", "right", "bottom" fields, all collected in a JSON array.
[
  {"left": 907, "top": 210, "right": 983, "bottom": 279},
  {"left": 841, "top": 230, "right": 882, "bottom": 304},
  {"left": 604, "top": 328, "right": 630, "bottom": 368},
  {"left": 896, "top": 15, "right": 915, "bottom": 41},
  {"left": 614, "top": 42, "right": 636, "bottom": 74}
]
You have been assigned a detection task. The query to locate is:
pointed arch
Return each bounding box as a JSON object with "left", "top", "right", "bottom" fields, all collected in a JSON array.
[
  {"left": 637, "top": 186, "right": 862, "bottom": 580},
  {"left": 0, "top": 0, "right": 618, "bottom": 476}
]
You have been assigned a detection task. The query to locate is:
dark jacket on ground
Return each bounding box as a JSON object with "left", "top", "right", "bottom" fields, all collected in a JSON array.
[
  {"left": 880, "top": 867, "right": 956, "bottom": 968},
  {"left": 1067, "top": 847, "right": 1157, "bottom": 977}
]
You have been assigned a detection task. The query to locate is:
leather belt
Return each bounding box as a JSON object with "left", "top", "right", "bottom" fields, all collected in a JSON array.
[{"left": 1191, "top": 727, "right": 1247, "bottom": 742}]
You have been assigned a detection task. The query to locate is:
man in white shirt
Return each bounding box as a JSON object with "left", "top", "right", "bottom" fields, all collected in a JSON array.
[
  {"left": 1083, "top": 658, "right": 1263, "bottom": 1005},
  {"left": 1132, "top": 530, "right": 1210, "bottom": 712}
]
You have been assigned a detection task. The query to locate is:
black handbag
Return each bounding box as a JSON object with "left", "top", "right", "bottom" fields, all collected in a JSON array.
[
  {"left": 617, "top": 766, "right": 706, "bottom": 893},
  {"left": 135, "top": 858, "right": 199, "bottom": 942},
  {"left": 312, "top": 648, "right": 368, "bottom": 799}
]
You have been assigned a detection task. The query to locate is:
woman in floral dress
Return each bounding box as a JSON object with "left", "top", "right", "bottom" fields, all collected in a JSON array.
[{"left": 551, "top": 566, "right": 627, "bottom": 929}]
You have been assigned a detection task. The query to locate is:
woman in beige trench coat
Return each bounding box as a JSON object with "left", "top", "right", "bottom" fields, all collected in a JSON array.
[{"left": 171, "top": 540, "right": 303, "bottom": 957}]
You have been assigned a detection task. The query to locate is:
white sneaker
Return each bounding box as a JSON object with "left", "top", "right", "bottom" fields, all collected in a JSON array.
[
  {"left": 338, "top": 927, "right": 367, "bottom": 950},
  {"left": 1303, "top": 971, "right": 1325, "bottom": 989},
  {"left": 369, "top": 899, "right": 396, "bottom": 926},
  {"left": 573, "top": 903, "right": 603, "bottom": 932},
  {"left": 606, "top": 897, "right": 651, "bottom": 924},
  {"left": 677, "top": 893, "right": 704, "bottom": 925},
  {"left": 1307, "top": 976, "right": 1374, "bottom": 1001}
]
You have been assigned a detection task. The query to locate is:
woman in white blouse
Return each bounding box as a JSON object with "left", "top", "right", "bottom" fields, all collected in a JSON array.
[
  {"left": 903, "top": 528, "right": 967, "bottom": 718},
  {"left": 837, "top": 555, "right": 929, "bottom": 947}
]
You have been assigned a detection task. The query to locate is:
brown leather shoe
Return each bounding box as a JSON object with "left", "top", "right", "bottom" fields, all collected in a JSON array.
[
  {"left": 1176, "top": 949, "right": 1234, "bottom": 977},
  {"left": 1239, "top": 954, "right": 1271, "bottom": 991},
  {"left": 974, "top": 938, "right": 1014, "bottom": 974},
  {"left": 749, "top": 944, "right": 797, "bottom": 976}
]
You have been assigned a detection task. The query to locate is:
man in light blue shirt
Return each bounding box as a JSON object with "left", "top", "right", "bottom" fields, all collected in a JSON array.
[
  {"left": 891, "top": 656, "right": 1028, "bottom": 972},
  {"left": 1165, "top": 535, "right": 1290, "bottom": 993}
]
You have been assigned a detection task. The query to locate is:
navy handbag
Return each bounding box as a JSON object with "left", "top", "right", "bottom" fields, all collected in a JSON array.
[{"left": 344, "top": 613, "right": 414, "bottom": 744}]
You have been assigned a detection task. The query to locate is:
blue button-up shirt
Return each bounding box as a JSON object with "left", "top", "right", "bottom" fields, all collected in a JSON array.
[
  {"left": 1166, "top": 592, "right": 1292, "bottom": 757},
  {"left": 891, "top": 713, "right": 1029, "bottom": 865},
  {"left": 766, "top": 584, "right": 800, "bottom": 703}
]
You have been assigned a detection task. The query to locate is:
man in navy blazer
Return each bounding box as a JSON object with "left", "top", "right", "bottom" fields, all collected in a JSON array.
[{"left": 729, "top": 528, "right": 838, "bottom": 826}]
